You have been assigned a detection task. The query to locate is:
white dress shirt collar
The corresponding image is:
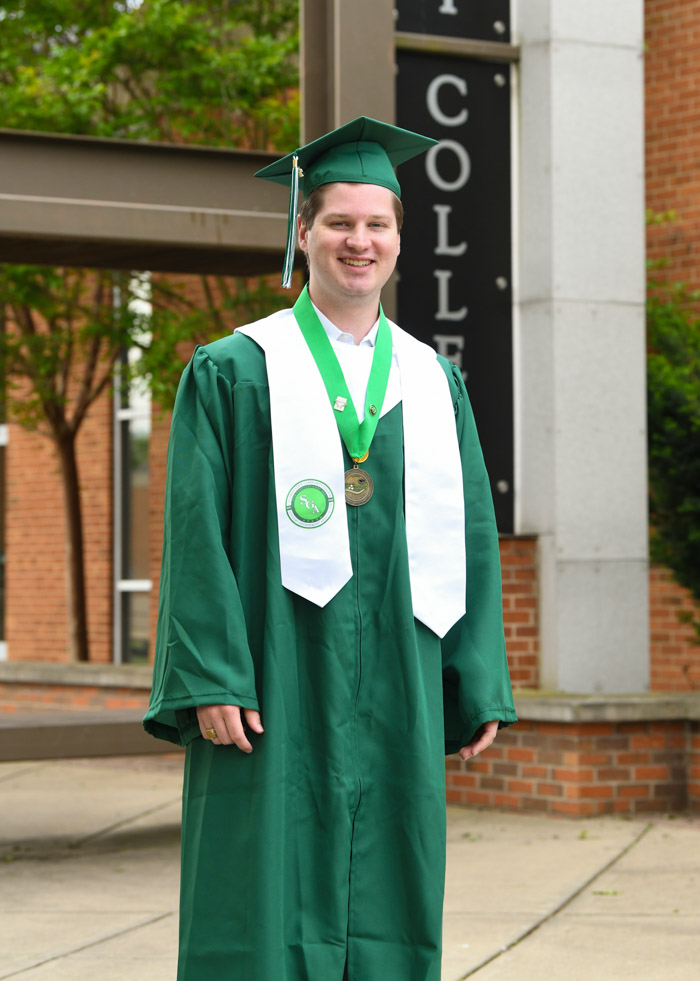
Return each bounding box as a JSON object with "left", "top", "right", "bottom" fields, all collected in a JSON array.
[{"left": 310, "top": 301, "right": 379, "bottom": 348}]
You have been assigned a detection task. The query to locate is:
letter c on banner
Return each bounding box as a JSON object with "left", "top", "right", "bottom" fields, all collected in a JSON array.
[
  {"left": 427, "top": 75, "right": 468, "bottom": 127},
  {"left": 425, "top": 141, "right": 471, "bottom": 192}
]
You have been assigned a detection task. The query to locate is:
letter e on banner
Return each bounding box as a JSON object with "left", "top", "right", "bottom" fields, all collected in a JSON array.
[{"left": 433, "top": 334, "right": 467, "bottom": 381}]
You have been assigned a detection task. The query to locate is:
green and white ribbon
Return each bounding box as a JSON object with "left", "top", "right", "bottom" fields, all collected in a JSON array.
[{"left": 292, "top": 285, "right": 392, "bottom": 460}]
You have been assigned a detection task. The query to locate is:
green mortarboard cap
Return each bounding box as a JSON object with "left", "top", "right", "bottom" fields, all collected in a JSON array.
[{"left": 255, "top": 116, "right": 438, "bottom": 287}]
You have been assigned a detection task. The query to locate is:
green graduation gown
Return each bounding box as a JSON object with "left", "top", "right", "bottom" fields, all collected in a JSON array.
[{"left": 144, "top": 327, "right": 516, "bottom": 981}]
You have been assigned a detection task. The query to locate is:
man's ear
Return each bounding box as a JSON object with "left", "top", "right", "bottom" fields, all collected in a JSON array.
[{"left": 297, "top": 214, "right": 308, "bottom": 252}]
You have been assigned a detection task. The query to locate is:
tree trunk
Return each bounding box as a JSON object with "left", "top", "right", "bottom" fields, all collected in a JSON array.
[{"left": 55, "top": 431, "right": 89, "bottom": 662}]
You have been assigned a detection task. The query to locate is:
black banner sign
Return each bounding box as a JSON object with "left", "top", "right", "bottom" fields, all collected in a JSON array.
[
  {"left": 395, "top": 0, "right": 511, "bottom": 43},
  {"left": 396, "top": 51, "right": 513, "bottom": 531}
]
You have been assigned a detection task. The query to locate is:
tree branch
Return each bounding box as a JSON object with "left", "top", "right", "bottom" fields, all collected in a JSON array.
[
  {"left": 72, "top": 346, "right": 122, "bottom": 432},
  {"left": 200, "top": 276, "right": 226, "bottom": 334},
  {"left": 149, "top": 279, "right": 203, "bottom": 313}
]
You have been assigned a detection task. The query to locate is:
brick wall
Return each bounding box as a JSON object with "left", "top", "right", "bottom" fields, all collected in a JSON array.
[
  {"left": 499, "top": 536, "right": 538, "bottom": 688},
  {"left": 446, "top": 718, "right": 692, "bottom": 817},
  {"left": 0, "top": 682, "right": 149, "bottom": 714},
  {"left": 499, "top": 540, "right": 700, "bottom": 694},
  {"left": 646, "top": 0, "right": 700, "bottom": 292},
  {"left": 690, "top": 722, "right": 700, "bottom": 811},
  {"left": 499, "top": 542, "right": 700, "bottom": 694},
  {"left": 644, "top": 0, "right": 700, "bottom": 690},
  {"left": 5, "top": 391, "right": 113, "bottom": 663},
  {"left": 148, "top": 409, "right": 170, "bottom": 658},
  {"left": 650, "top": 565, "right": 700, "bottom": 690}
]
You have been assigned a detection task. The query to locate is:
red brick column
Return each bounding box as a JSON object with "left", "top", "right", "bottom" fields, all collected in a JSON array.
[{"left": 499, "top": 536, "right": 539, "bottom": 689}]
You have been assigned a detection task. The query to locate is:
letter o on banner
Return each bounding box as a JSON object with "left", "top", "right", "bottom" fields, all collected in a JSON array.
[{"left": 425, "top": 140, "right": 471, "bottom": 192}]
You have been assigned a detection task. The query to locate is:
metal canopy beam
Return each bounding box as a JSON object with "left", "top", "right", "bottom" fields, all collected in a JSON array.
[
  {"left": 394, "top": 31, "right": 520, "bottom": 63},
  {"left": 0, "top": 128, "right": 289, "bottom": 274}
]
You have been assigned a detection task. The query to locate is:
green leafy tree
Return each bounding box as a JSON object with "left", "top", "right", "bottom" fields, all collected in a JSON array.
[
  {"left": 0, "top": 0, "right": 299, "bottom": 660},
  {"left": 0, "top": 0, "right": 299, "bottom": 148},
  {"left": 647, "top": 228, "right": 700, "bottom": 641}
]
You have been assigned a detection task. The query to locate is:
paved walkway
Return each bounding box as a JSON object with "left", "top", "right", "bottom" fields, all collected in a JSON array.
[{"left": 0, "top": 756, "right": 698, "bottom": 980}]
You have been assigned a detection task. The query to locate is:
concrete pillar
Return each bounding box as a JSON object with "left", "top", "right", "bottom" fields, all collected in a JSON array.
[
  {"left": 300, "top": 0, "right": 398, "bottom": 318},
  {"left": 515, "top": 2, "right": 649, "bottom": 692},
  {"left": 300, "top": 0, "right": 395, "bottom": 142}
]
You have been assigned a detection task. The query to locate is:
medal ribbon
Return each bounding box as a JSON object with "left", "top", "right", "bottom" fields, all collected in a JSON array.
[{"left": 293, "top": 285, "right": 392, "bottom": 461}]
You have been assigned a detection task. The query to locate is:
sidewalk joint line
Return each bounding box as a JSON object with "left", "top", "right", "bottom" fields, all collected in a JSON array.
[
  {"left": 0, "top": 763, "right": 49, "bottom": 785},
  {"left": 70, "top": 795, "right": 182, "bottom": 848},
  {"left": 0, "top": 912, "right": 174, "bottom": 979},
  {"left": 457, "top": 821, "right": 655, "bottom": 979}
]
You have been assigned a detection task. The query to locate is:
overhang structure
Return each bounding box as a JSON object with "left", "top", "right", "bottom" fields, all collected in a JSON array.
[{"left": 0, "top": 128, "right": 289, "bottom": 275}]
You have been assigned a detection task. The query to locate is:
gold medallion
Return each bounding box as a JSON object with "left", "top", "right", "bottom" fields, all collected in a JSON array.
[{"left": 344, "top": 467, "right": 374, "bottom": 506}]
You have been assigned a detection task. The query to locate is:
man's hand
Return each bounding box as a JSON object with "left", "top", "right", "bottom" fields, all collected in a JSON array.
[
  {"left": 196, "top": 705, "right": 264, "bottom": 754},
  {"left": 458, "top": 720, "right": 499, "bottom": 760}
]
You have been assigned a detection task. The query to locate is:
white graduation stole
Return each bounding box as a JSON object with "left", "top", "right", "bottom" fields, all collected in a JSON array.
[{"left": 238, "top": 310, "right": 466, "bottom": 638}]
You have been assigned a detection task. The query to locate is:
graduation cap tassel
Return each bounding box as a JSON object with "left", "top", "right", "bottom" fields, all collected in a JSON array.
[{"left": 281, "top": 155, "right": 302, "bottom": 289}]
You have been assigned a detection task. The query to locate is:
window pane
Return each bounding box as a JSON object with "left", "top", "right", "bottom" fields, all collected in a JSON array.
[
  {"left": 121, "top": 590, "right": 149, "bottom": 664},
  {"left": 128, "top": 417, "right": 150, "bottom": 580},
  {"left": 114, "top": 278, "right": 153, "bottom": 664}
]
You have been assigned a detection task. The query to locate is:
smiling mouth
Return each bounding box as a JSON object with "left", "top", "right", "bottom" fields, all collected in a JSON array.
[{"left": 340, "top": 258, "right": 373, "bottom": 267}]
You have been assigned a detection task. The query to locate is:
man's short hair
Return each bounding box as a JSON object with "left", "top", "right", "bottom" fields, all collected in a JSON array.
[{"left": 298, "top": 184, "right": 404, "bottom": 232}]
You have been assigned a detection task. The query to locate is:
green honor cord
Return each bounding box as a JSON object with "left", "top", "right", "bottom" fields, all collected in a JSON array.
[{"left": 293, "top": 285, "right": 393, "bottom": 461}]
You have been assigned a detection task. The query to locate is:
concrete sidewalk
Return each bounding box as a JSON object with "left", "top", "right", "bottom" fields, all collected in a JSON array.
[{"left": 0, "top": 757, "right": 698, "bottom": 980}]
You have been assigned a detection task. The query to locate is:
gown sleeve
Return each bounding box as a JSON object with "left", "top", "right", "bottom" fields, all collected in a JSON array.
[
  {"left": 143, "top": 346, "right": 259, "bottom": 746},
  {"left": 439, "top": 360, "right": 518, "bottom": 754}
]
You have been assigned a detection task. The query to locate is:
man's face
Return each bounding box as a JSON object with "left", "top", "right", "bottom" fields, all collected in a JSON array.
[{"left": 298, "top": 182, "right": 401, "bottom": 308}]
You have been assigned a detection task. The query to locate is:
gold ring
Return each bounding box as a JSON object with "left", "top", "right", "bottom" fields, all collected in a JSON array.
[{"left": 205, "top": 727, "right": 218, "bottom": 740}]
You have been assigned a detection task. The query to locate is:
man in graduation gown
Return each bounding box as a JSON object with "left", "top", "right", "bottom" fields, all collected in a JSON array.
[{"left": 144, "top": 116, "right": 517, "bottom": 981}]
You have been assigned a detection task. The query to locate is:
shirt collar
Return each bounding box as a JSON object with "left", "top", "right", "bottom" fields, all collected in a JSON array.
[{"left": 311, "top": 301, "right": 379, "bottom": 347}]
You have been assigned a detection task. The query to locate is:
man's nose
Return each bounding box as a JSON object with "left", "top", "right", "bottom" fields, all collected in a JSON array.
[{"left": 346, "top": 226, "right": 371, "bottom": 249}]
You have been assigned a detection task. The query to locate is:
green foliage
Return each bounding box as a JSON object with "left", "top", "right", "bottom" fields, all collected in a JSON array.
[
  {"left": 647, "top": 269, "right": 700, "bottom": 637},
  {"left": 0, "top": 0, "right": 299, "bottom": 148}
]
